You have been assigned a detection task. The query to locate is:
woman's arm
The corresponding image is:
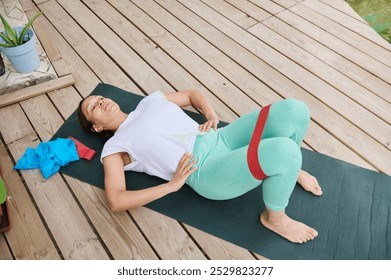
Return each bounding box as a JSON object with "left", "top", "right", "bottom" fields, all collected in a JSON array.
[
  {"left": 103, "top": 152, "right": 197, "bottom": 212},
  {"left": 165, "top": 90, "right": 219, "bottom": 131}
]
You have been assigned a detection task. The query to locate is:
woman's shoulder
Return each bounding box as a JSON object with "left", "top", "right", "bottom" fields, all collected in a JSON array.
[
  {"left": 136, "top": 91, "right": 167, "bottom": 110},
  {"left": 148, "top": 90, "right": 166, "bottom": 99},
  {"left": 101, "top": 135, "right": 124, "bottom": 160}
]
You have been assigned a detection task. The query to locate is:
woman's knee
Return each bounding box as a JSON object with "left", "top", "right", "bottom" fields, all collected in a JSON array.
[
  {"left": 274, "top": 98, "right": 310, "bottom": 125},
  {"left": 259, "top": 138, "right": 302, "bottom": 176}
]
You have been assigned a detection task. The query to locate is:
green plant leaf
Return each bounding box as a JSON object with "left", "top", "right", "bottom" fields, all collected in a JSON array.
[
  {"left": 0, "top": 32, "right": 14, "bottom": 46},
  {"left": 0, "top": 176, "right": 6, "bottom": 205},
  {"left": 372, "top": 22, "right": 391, "bottom": 32},
  {"left": 0, "top": 14, "right": 17, "bottom": 46},
  {"left": 363, "top": 13, "right": 379, "bottom": 23},
  {"left": 0, "top": 42, "right": 12, "bottom": 47},
  {"left": 17, "top": 12, "right": 42, "bottom": 45}
]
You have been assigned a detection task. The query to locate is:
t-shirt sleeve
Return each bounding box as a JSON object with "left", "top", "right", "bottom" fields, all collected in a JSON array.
[
  {"left": 136, "top": 91, "right": 167, "bottom": 112},
  {"left": 100, "top": 142, "right": 119, "bottom": 162}
]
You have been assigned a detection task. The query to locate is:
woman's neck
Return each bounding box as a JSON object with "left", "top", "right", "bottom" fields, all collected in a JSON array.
[{"left": 109, "top": 112, "right": 128, "bottom": 132}]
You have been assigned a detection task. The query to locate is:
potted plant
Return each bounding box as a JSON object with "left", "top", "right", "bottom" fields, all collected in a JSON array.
[
  {"left": 0, "top": 166, "right": 11, "bottom": 233},
  {"left": 0, "top": 12, "right": 42, "bottom": 73}
]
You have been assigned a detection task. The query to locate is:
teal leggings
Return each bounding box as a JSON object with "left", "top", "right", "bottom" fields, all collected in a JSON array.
[{"left": 186, "top": 98, "right": 310, "bottom": 211}]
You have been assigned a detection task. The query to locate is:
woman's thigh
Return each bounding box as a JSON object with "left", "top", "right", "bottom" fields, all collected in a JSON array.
[
  {"left": 193, "top": 145, "right": 261, "bottom": 200},
  {"left": 219, "top": 99, "right": 310, "bottom": 150}
]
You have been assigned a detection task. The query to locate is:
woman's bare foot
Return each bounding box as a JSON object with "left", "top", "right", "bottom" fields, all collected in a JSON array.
[
  {"left": 298, "top": 170, "right": 322, "bottom": 196},
  {"left": 260, "top": 209, "right": 318, "bottom": 243}
]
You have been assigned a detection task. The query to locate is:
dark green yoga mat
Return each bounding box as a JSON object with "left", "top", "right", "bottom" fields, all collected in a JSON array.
[{"left": 52, "top": 83, "right": 391, "bottom": 260}]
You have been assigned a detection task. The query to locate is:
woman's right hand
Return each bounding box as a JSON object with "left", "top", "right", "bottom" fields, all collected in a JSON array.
[{"left": 168, "top": 152, "right": 198, "bottom": 192}]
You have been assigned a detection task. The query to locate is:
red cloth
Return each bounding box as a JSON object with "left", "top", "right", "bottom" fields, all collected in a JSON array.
[
  {"left": 247, "top": 105, "right": 270, "bottom": 180},
  {"left": 68, "top": 137, "right": 96, "bottom": 161}
]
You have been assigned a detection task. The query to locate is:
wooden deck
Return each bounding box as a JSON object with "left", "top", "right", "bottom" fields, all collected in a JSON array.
[{"left": 0, "top": 0, "right": 390, "bottom": 260}]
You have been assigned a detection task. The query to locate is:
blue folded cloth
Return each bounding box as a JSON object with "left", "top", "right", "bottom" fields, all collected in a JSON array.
[{"left": 14, "top": 138, "right": 80, "bottom": 179}]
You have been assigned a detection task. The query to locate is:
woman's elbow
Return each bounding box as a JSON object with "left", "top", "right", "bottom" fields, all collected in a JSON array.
[
  {"left": 108, "top": 201, "right": 122, "bottom": 213},
  {"left": 106, "top": 192, "right": 124, "bottom": 213},
  {"left": 191, "top": 89, "right": 203, "bottom": 99}
]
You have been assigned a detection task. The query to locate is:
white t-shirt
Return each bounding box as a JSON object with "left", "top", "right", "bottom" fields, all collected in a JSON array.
[{"left": 101, "top": 91, "right": 200, "bottom": 181}]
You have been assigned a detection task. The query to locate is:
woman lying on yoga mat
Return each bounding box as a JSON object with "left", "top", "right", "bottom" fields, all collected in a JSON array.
[{"left": 78, "top": 90, "right": 322, "bottom": 244}]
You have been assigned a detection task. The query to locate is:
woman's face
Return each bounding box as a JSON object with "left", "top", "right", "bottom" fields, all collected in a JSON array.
[{"left": 81, "top": 95, "right": 122, "bottom": 132}]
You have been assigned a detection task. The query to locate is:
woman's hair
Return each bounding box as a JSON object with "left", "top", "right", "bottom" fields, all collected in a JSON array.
[{"left": 77, "top": 99, "right": 114, "bottom": 143}]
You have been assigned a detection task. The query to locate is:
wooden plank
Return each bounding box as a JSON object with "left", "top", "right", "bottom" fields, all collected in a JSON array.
[
  {"left": 200, "top": 0, "right": 258, "bottom": 29},
  {"left": 18, "top": 0, "right": 36, "bottom": 12},
  {"left": 27, "top": 7, "right": 99, "bottom": 97},
  {"left": 1, "top": 98, "right": 109, "bottom": 259},
  {"left": 47, "top": 86, "right": 82, "bottom": 119},
  {"left": 248, "top": 0, "right": 285, "bottom": 15},
  {"left": 97, "top": 0, "right": 254, "bottom": 118},
  {"left": 0, "top": 234, "right": 12, "bottom": 260},
  {"left": 65, "top": 176, "right": 159, "bottom": 260},
  {"left": 271, "top": 0, "right": 297, "bottom": 8},
  {"left": 305, "top": 121, "right": 376, "bottom": 171},
  {"left": 130, "top": 207, "right": 206, "bottom": 259},
  {"left": 277, "top": 9, "right": 391, "bottom": 101},
  {"left": 50, "top": 58, "right": 71, "bottom": 78},
  {"left": 82, "top": 0, "right": 237, "bottom": 123},
  {"left": 185, "top": 225, "right": 258, "bottom": 259},
  {"left": 0, "top": 234, "right": 13, "bottom": 260},
  {"left": 208, "top": 2, "right": 391, "bottom": 126},
  {"left": 29, "top": 3, "right": 137, "bottom": 97},
  {"left": 0, "top": 141, "right": 60, "bottom": 260},
  {"left": 242, "top": 29, "right": 391, "bottom": 141},
  {"left": 129, "top": 0, "right": 278, "bottom": 112},
  {"left": 55, "top": 0, "right": 173, "bottom": 94},
  {"left": 33, "top": 0, "right": 51, "bottom": 4},
  {"left": 290, "top": 3, "right": 391, "bottom": 81},
  {"left": 320, "top": 0, "right": 367, "bottom": 24},
  {"left": 247, "top": 22, "right": 391, "bottom": 124},
  {"left": 0, "top": 107, "right": 31, "bottom": 147},
  {"left": 0, "top": 74, "right": 75, "bottom": 108},
  {"left": 158, "top": 0, "right": 390, "bottom": 173},
  {"left": 20, "top": 96, "right": 64, "bottom": 142},
  {"left": 311, "top": 0, "right": 391, "bottom": 52},
  {"left": 31, "top": 25, "right": 63, "bottom": 62},
  {"left": 262, "top": 16, "right": 391, "bottom": 104},
  {"left": 224, "top": 0, "right": 271, "bottom": 22},
  {"left": 98, "top": 1, "right": 251, "bottom": 121}
]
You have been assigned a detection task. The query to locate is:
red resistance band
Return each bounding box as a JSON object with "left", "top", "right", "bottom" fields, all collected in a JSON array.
[
  {"left": 68, "top": 136, "right": 96, "bottom": 161},
  {"left": 247, "top": 105, "right": 271, "bottom": 180}
]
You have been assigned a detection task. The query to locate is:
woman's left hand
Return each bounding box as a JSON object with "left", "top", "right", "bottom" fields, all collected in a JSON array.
[
  {"left": 199, "top": 118, "right": 219, "bottom": 132},
  {"left": 169, "top": 152, "right": 198, "bottom": 192}
]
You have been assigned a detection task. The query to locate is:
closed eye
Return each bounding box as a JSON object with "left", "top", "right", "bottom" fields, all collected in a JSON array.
[{"left": 91, "top": 97, "right": 104, "bottom": 112}]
